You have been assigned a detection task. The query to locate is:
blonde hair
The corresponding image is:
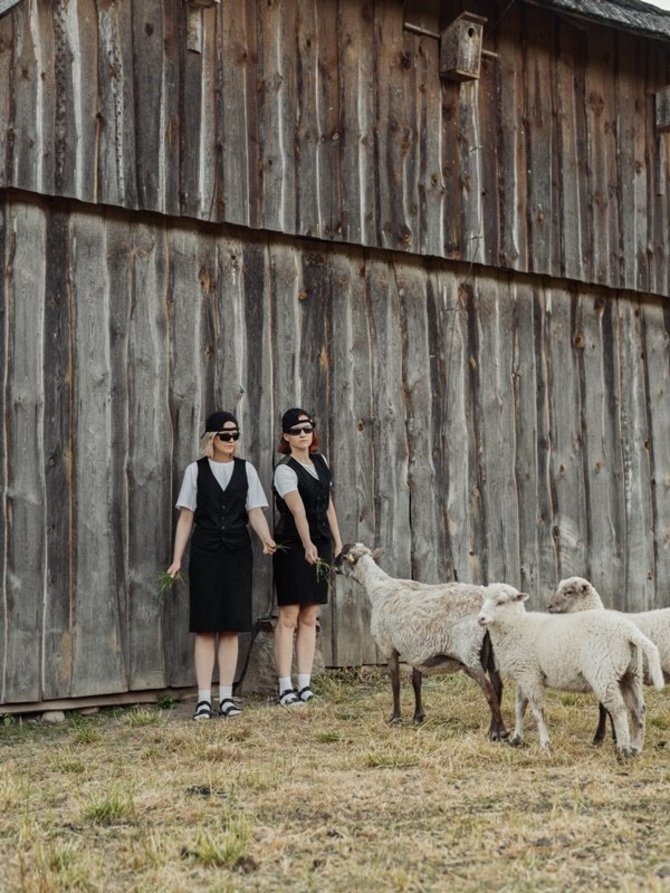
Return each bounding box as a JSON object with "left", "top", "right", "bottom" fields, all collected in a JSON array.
[{"left": 200, "top": 432, "right": 216, "bottom": 458}]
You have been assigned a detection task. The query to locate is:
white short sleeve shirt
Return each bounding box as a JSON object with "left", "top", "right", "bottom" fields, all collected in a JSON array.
[{"left": 176, "top": 459, "right": 269, "bottom": 512}]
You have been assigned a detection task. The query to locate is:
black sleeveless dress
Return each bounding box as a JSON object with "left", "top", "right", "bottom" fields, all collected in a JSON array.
[
  {"left": 188, "top": 457, "right": 253, "bottom": 632},
  {"left": 273, "top": 453, "right": 332, "bottom": 606}
]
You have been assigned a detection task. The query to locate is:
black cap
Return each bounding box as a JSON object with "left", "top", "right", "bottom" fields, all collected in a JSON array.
[
  {"left": 204, "top": 411, "right": 239, "bottom": 434},
  {"left": 281, "top": 407, "right": 314, "bottom": 432}
]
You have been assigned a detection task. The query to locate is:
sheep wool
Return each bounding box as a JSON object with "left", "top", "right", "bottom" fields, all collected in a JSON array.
[
  {"left": 333, "top": 543, "right": 508, "bottom": 741},
  {"left": 478, "top": 583, "right": 664, "bottom": 759}
]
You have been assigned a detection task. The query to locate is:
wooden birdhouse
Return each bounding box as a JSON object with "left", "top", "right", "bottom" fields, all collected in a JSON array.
[{"left": 440, "top": 12, "right": 487, "bottom": 82}]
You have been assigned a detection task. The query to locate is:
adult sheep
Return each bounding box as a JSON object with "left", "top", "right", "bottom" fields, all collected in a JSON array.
[
  {"left": 332, "top": 542, "right": 508, "bottom": 741},
  {"left": 547, "top": 576, "right": 670, "bottom": 745},
  {"left": 477, "top": 583, "right": 664, "bottom": 758}
]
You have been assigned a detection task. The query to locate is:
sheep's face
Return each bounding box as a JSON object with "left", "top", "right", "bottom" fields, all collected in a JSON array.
[
  {"left": 333, "top": 542, "right": 384, "bottom": 576},
  {"left": 478, "top": 584, "right": 528, "bottom": 626},
  {"left": 546, "top": 577, "right": 593, "bottom": 614}
]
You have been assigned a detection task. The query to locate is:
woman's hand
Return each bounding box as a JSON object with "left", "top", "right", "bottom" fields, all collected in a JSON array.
[
  {"left": 167, "top": 561, "right": 181, "bottom": 577},
  {"left": 262, "top": 537, "right": 277, "bottom": 555},
  {"left": 304, "top": 542, "right": 319, "bottom": 565}
]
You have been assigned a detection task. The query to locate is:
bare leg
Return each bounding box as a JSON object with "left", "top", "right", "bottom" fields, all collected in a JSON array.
[
  {"left": 388, "top": 649, "right": 402, "bottom": 723},
  {"left": 411, "top": 668, "right": 425, "bottom": 724},
  {"left": 274, "top": 605, "right": 300, "bottom": 678},
  {"left": 593, "top": 704, "right": 610, "bottom": 746},
  {"left": 217, "top": 633, "right": 239, "bottom": 686},
  {"left": 194, "top": 633, "right": 217, "bottom": 691},
  {"left": 295, "top": 604, "right": 320, "bottom": 674}
]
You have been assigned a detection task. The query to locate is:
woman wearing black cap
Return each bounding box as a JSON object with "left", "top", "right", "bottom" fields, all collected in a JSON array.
[
  {"left": 167, "top": 411, "right": 276, "bottom": 720},
  {"left": 273, "top": 408, "right": 343, "bottom": 706}
]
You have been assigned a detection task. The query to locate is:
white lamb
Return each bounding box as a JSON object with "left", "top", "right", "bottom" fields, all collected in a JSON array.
[
  {"left": 477, "top": 583, "right": 664, "bottom": 757},
  {"left": 547, "top": 575, "right": 670, "bottom": 744},
  {"left": 333, "top": 543, "right": 508, "bottom": 741}
]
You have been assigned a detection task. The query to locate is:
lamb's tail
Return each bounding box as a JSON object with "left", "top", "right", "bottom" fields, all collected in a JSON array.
[{"left": 631, "top": 629, "right": 665, "bottom": 690}]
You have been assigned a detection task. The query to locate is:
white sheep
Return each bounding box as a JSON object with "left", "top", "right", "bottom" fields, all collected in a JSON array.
[
  {"left": 477, "top": 583, "right": 664, "bottom": 758},
  {"left": 333, "top": 543, "right": 508, "bottom": 741},
  {"left": 547, "top": 576, "right": 670, "bottom": 744}
]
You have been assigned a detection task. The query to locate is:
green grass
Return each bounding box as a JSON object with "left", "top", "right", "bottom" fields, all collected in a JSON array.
[{"left": 1, "top": 671, "right": 669, "bottom": 891}]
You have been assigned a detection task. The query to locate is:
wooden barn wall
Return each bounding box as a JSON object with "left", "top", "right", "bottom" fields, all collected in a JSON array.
[
  {"left": 1, "top": 190, "right": 670, "bottom": 705},
  {"left": 0, "top": 0, "right": 669, "bottom": 298}
]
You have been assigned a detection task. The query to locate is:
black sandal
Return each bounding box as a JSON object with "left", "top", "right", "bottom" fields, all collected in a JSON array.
[
  {"left": 298, "top": 686, "right": 315, "bottom": 702},
  {"left": 219, "top": 698, "right": 242, "bottom": 718},
  {"left": 278, "top": 689, "right": 302, "bottom": 707},
  {"left": 193, "top": 700, "right": 212, "bottom": 721}
]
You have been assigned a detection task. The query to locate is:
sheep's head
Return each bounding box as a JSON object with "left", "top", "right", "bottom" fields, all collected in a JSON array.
[
  {"left": 478, "top": 584, "right": 529, "bottom": 626},
  {"left": 547, "top": 576, "right": 597, "bottom": 614},
  {"left": 333, "top": 542, "right": 385, "bottom": 576}
]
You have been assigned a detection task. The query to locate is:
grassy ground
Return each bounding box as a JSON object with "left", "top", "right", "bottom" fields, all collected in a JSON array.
[{"left": 2, "top": 669, "right": 670, "bottom": 893}]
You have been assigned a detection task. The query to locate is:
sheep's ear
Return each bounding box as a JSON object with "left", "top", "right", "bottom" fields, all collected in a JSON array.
[
  {"left": 579, "top": 584, "right": 589, "bottom": 595},
  {"left": 347, "top": 553, "right": 356, "bottom": 564},
  {"left": 371, "top": 548, "right": 385, "bottom": 561},
  {"left": 517, "top": 591, "right": 530, "bottom": 602}
]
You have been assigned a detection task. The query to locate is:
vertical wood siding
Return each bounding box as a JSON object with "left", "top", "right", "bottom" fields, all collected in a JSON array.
[
  {"left": 1, "top": 192, "right": 669, "bottom": 703},
  {"left": 0, "top": 0, "right": 668, "bottom": 297}
]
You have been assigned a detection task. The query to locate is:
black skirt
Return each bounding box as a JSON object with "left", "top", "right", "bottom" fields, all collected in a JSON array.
[
  {"left": 274, "top": 539, "right": 332, "bottom": 606},
  {"left": 188, "top": 539, "right": 253, "bottom": 633}
]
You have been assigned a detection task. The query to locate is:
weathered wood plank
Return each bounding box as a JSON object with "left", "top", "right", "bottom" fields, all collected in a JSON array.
[
  {"left": 477, "top": 55, "right": 499, "bottom": 267},
  {"left": 241, "top": 238, "right": 275, "bottom": 620},
  {"left": 576, "top": 294, "right": 625, "bottom": 603},
  {"left": 0, "top": 11, "right": 14, "bottom": 188},
  {"left": 511, "top": 281, "right": 542, "bottom": 597},
  {"left": 42, "top": 210, "right": 75, "bottom": 700},
  {"left": 70, "top": 211, "right": 126, "bottom": 697},
  {"left": 338, "top": 0, "right": 376, "bottom": 246},
  {"left": 165, "top": 226, "right": 203, "bottom": 688},
  {"left": 125, "top": 223, "right": 172, "bottom": 690},
  {"left": 374, "top": 0, "right": 414, "bottom": 252},
  {"left": 366, "top": 256, "right": 411, "bottom": 577},
  {"left": 544, "top": 284, "right": 588, "bottom": 580},
  {"left": 555, "top": 18, "right": 587, "bottom": 282},
  {"left": 616, "top": 34, "right": 648, "bottom": 292},
  {"left": 3, "top": 202, "right": 47, "bottom": 702},
  {"left": 325, "top": 248, "right": 378, "bottom": 666},
  {"left": 416, "top": 32, "right": 444, "bottom": 258},
  {"left": 0, "top": 200, "right": 6, "bottom": 697},
  {"left": 584, "top": 24, "right": 620, "bottom": 286},
  {"left": 641, "top": 299, "right": 670, "bottom": 600},
  {"left": 524, "top": 6, "right": 556, "bottom": 276},
  {"left": 398, "top": 262, "right": 442, "bottom": 583},
  {"left": 131, "top": 0, "right": 165, "bottom": 212},
  {"left": 495, "top": 2, "right": 527, "bottom": 271},
  {"left": 475, "top": 275, "right": 520, "bottom": 585},
  {"left": 257, "top": 0, "right": 297, "bottom": 233},
  {"left": 219, "top": 0, "right": 258, "bottom": 226},
  {"left": 618, "top": 298, "right": 655, "bottom": 610},
  {"left": 96, "top": 0, "right": 138, "bottom": 209}
]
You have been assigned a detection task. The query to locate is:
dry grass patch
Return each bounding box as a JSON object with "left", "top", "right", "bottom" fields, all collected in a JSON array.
[{"left": 1, "top": 670, "right": 670, "bottom": 892}]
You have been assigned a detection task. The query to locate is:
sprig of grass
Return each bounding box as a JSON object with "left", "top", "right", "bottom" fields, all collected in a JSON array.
[{"left": 156, "top": 570, "right": 183, "bottom": 603}]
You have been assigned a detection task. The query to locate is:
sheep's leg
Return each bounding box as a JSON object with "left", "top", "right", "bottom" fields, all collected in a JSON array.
[
  {"left": 411, "top": 668, "right": 425, "bottom": 724},
  {"left": 620, "top": 674, "right": 646, "bottom": 755},
  {"left": 462, "top": 665, "right": 509, "bottom": 742},
  {"left": 511, "top": 686, "right": 528, "bottom": 746},
  {"left": 592, "top": 704, "right": 610, "bottom": 746},
  {"left": 388, "top": 649, "right": 402, "bottom": 724},
  {"left": 526, "top": 698, "right": 552, "bottom": 753},
  {"left": 593, "top": 685, "right": 631, "bottom": 758}
]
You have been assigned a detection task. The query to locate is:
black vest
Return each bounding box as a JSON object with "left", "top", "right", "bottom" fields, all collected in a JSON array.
[
  {"left": 192, "top": 457, "right": 251, "bottom": 551},
  {"left": 274, "top": 453, "right": 332, "bottom": 544}
]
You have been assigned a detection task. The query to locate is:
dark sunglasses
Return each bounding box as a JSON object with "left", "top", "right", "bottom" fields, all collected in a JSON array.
[
  {"left": 288, "top": 424, "right": 314, "bottom": 435},
  {"left": 216, "top": 431, "right": 240, "bottom": 442}
]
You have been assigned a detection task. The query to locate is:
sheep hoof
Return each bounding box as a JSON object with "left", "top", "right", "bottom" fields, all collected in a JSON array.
[
  {"left": 490, "top": 728, "right": 510, "bottom": 743},
  {"left": 592, "top": 735, "right": 605, "bottom": 747},
  {"left": 413, "top": 713, "right": 425, "bottom": 725},
  {"left": 509, "top": 735, "right": 524, "bottom": 748},
  {"left": 388, "top": 715, "right": 402, "bottom": 725}
]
